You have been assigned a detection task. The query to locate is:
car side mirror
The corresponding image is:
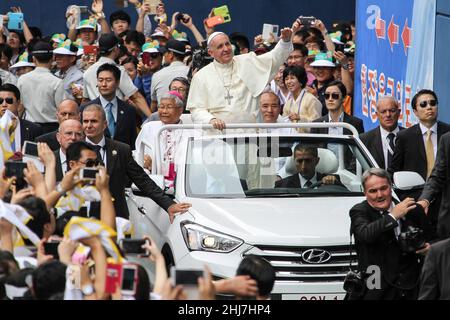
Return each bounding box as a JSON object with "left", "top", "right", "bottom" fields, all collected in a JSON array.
[{"left": 393, "top": 171, "right": 425, "bottom": 191}]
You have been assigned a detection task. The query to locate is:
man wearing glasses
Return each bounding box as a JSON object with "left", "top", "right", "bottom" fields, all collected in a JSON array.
[
  {"left": 389, "top": 89, "right": 450, "bottom": 238},
  {"left": 135, "top": 91, "right": 186, "bottom": 174},
  {"left": 82, "top": 104, "right": 191, "bottom": 220},
  {"left": 54, "top": 119, "right": 84, "bottom": 181},
  {"left": 0, "top": 83, "right": 43, "bottom": 152},
  {"left": 36, "top": 99, "right": 80, "bottom": 151}
]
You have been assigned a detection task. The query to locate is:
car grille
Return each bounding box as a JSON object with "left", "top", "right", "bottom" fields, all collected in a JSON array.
[{"left": 244, "top": 245, "right": 357, "bottom": 283}]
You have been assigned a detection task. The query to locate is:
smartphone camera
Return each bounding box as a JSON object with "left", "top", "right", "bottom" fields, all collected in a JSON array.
[
  {"left": 176, "top": 13, "right": 188, "bottom": 23},
  {"left": 43, "top": 241, "right": 61, "bottom": 259},
  {"left": 335, "top": 43, "right": 345, "bottom": 53},
  {"left": 5, "top": 161, "right": 27, "bottom": 179},
  {"left": 80, "top": 168, "right": 99, "bottom": 180},
  {"left": 298, "top": 16, "right": 316, "bottom": 26},
  {"left": 23, "top": 141, "right": 39, "bottom": 158},
  {"left": 171, "top": 268, "right": 204, "bottom": 286},
  {"left": 119, "top": 239, "right": 150, "bottom": 256},
  {"left": 121, "top": 264, "right": 138, "bottom": 296}
]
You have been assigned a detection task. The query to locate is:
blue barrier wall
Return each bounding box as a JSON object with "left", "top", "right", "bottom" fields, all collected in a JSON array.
[{"left": 0, "top": 0, "right": 355, "bottom": 44}]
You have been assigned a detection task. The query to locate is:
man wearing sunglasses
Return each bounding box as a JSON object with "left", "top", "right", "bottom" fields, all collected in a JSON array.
[
  {"left": 311, "top": 80, "right": 364, "bottom": 135},
  {"left": 82, "top": 104, "right": 191, "bottom": 221},
  {"left": 389, "top": 89, "right": 450, "bottom": 238},
  {"left": 0, "top": 83, "right": 43, "bottom": 153}
]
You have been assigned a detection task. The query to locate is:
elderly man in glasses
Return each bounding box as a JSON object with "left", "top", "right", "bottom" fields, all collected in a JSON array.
[
  {"left": 81, "top": 103, "right": 191, "bottom": 220},
  {"left": 135, "top": 91, "right": 186, "bottom": 183},
  {"left": 389, "top": 89, "right": 450, "bottom": 239},
  {"left": 54, "top": 119, "right": 84, "bottom": 181}
]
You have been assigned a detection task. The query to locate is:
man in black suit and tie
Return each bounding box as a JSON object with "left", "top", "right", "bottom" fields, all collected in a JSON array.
[
  {"left": 0, "top": 83, "right": 42, "bottom": 151},
  {"left": 389, "top": 89, "right": 450, "bottom": 180},
  {"left": 418, "top": 132, "right": 450, "bottom": 239},
  {"left": 311, "top": 80, "right": 365, "bottom": 135},
  {"left": 36, "top": 99, "right": 80, "bottom": 151},
  {"left": 81, "top": 104, "right": 191, "bottom": 221},
  {"left": 360, "top": 96, "right": 404, "bottom": 170},
  {"left": 54, "top": 119, "right": 84, "bottom": 181},
  {"left": 349, "top": 168, "right": 433, "bottom": 300},
  {"left": 275, "top": 144, "right": 341, "bottom": 188},
  {"left": 82, "top": 63, "right": 138, "bottom": 149},
  {"left": 389, "top": 89, "right": 450, "bottom": 235}
]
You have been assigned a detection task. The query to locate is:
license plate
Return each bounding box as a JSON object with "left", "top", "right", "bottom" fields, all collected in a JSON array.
[{"left": 282, "top": 293, "right": 345, "bottom": 300}]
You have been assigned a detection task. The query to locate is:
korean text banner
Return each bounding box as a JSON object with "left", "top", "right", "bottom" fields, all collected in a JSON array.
[{"left": 354, "top": 0, "right": 436, "bottom": 130}]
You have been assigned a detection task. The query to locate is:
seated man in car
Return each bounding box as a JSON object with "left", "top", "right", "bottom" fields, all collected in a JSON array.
[{"left": 275, "top": 144, "right": 342, "bottom": 188}]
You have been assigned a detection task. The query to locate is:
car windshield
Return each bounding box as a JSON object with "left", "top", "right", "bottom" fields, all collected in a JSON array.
[{"left": 185, "top": 136, "right": 372, "bottom": 198}]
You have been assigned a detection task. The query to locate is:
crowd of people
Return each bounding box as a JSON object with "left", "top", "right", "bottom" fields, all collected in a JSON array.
[{"left": 0, "top": 0, "right": 448, "bottom": 301}]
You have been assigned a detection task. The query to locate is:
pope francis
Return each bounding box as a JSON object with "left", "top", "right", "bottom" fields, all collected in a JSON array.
[{"left": 186, "top": 27, "right": 294, "bottom": 130}]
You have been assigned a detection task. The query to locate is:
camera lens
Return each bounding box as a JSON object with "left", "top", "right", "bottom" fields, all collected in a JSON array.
[{"left": 176, "top": 13, "right": 184, "bottom": 21}]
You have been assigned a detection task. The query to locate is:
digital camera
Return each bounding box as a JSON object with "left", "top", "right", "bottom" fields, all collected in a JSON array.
[
  {"left": 343, "top": 270, "right": 365, "bottom": 296},
  {"left": 191, "top": 47, "right": 213, "bottom": 72},
  {"left": 398, "top": 226, "right": 426, "bottom": 253}
]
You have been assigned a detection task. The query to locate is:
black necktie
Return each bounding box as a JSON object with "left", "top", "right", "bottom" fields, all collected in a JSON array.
[
  {"left": 387, "top": 133, "right": 396, "bottom": 168},
  {"left": 304, "top": 180, "right": 313, "bottom": 188},
  {"left": 91, "top": 145, "right": 104, "bottom": 166}
]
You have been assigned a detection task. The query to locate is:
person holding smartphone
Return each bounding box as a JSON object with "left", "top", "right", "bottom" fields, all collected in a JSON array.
[
  {"left": 0, "top": 83, "right": 43, "bottom": 152},
  {"left": 133, "top": 41, "right": 164, "bottom": 108}
]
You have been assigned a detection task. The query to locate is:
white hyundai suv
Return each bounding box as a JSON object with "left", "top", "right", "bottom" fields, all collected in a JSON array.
[{"left": 127, "top": 123, "right": 377, "bottom": 300}]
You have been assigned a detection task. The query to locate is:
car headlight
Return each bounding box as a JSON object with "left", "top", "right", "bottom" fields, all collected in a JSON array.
[{"left": 181, "top": 222, "right": 243, "bottom": 253}]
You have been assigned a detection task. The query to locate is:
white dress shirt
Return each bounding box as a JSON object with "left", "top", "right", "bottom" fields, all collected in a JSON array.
[
  {"left": 328, "top": 112, "right": 345, "bottom": 135},
  {"left": 59, "top": 149, "right": 67, "bottom": 175},
  {"left": 379, "top": 126, "right": 400, "bottom": 169},
  {"left": 386, "top": 202, "right": 401, "bottom": 239},
  {"left": 299, "top": 173, "right": 318, "bottom": 188},
  {"left": 419, "top": 122, "right": 438, "bottom": 157}
]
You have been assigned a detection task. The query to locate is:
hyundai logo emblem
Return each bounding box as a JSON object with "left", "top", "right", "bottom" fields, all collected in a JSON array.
[{"left": 302, "top": 249, "right": 332, "bottom": 264}]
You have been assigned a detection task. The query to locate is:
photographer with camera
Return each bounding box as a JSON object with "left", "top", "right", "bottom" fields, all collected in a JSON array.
[{"left": 348, "top": 168, "right": 433, "bottom": 300}]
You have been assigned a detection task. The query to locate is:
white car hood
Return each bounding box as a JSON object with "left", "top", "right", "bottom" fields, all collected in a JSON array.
[{"left": 184, "top": 197, "right": 364, "bottom": 246}]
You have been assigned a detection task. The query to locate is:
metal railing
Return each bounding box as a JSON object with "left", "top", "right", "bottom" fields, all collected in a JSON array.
[{"left": 152, "top": 122, "right": 360, "bottom": 174}]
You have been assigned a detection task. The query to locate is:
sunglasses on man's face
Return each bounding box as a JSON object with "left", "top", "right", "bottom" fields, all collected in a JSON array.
[
  {"left": 81, "top": 159, "right": 100, "bottom": 167},
  {"left": 0, "top": 97, "right": 15, "bottom": 105},
  {"left": 324, "top": 93, "right": 341, "bottom": 100},
  {"left": 418, "top": 99, "right": 437, "bottom": 108}
]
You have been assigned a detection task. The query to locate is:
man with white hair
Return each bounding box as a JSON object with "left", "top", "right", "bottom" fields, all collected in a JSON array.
[
  {"left": 135, "top": 91, "right": 186, "bottom": 174},
  {"left": 360, "top": 96, "right": 404, "bottom": 170},
  {"left": 186, "top": 27, "right": 295, "bottom": 130}
]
